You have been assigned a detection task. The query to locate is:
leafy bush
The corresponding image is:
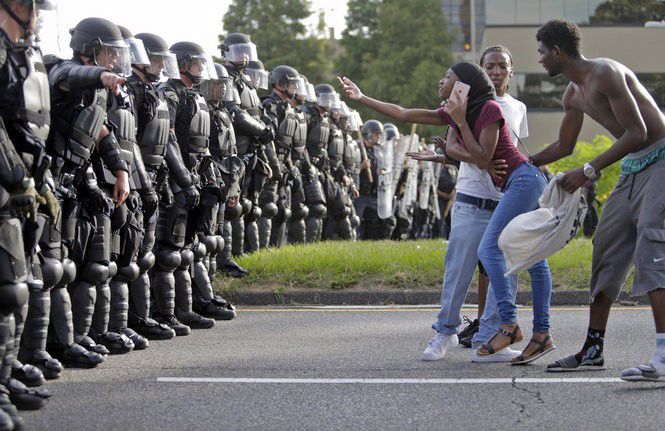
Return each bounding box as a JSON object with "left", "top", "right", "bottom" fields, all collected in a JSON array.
[{"left": 547, "top": 135, "right": 621, "bottom": 204}]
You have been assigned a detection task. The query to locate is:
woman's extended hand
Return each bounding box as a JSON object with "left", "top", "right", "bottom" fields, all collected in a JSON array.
[
  {"left": 443, "top": 93, "right": 468, "bottom": 127},
  {"left": 406, "top": 148, "right": 440, "bottom": 162},
  {"left": 338, "top": 76, "right": 363, "bottom": 101}
]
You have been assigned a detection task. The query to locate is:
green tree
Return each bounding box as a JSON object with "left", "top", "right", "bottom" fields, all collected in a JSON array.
[
  {"left": 341, "top": 0, "right": 453, "bottom": 139},
  {"left": 220, "top": 0, "right": 333, "bottom": 83},
  {"left": 590, "top": 0, "right": 665, "bottom": 24},
  {"left": 335, "top": 0, "right": 383, "bottom": 84}
]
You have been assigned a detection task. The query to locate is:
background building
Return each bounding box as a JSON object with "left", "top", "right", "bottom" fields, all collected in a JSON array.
[{"left": 443, "top": 0, "right": 665, "bottom": 151}]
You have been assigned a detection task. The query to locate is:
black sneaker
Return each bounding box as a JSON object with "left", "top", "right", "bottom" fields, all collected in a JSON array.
[
  {"left": 457, "top": 317, "right": 479, "bottom": 341},
  {"left": 459, "top": 334, "right": 474, "bottom": 348}
]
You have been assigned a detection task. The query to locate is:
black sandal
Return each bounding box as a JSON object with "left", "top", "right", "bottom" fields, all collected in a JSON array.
[
  {"left": 477, "top": 325, "right": 523, "bottom": 356},
  {"left": 511, "top": 335, "right": 556, "bottom": 365}
]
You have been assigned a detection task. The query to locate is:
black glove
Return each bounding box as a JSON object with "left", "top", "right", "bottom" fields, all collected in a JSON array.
[
  {"left": 141, "top": 190, "right": 159, "bottom": 218},
  {"left": 258, "top": 128, "right": 274, "bottom": 145},
  {"left": 84, "top": 186, "right": 112, "bottom": 215},
  {"left": 183, "top": 184, "right": 200, "bottom": 208}
]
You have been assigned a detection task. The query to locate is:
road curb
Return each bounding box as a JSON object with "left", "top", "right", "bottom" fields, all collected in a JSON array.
[{"left": 225, "top": 289, "right": 649, "bottom": 306}]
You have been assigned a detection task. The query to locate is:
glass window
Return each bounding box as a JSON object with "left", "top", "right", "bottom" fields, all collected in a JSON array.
[
  {"left": 515, "top": 0, "right": 540, "bottom": 24},
  {"left": 486, "top": 0, "right": 515, "bottom": 25}
]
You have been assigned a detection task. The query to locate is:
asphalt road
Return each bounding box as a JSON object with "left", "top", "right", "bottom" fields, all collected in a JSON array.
[{"left": 22, "top": 305, "right": 665, "bottom": 430}]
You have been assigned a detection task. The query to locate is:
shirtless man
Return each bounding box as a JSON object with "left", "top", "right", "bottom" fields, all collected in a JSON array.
[{"left": 530, "top": 20, "right": 665, "bottom": 381}]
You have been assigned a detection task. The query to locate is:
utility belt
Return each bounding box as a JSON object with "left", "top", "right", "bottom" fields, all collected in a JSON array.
[{"left": 455, "top": 193, "right": 499, "bottom": 211}]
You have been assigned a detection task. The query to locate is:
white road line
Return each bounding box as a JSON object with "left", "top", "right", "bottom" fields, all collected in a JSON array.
[{"left": 157, "top": 377, "right": 626, "bottom": 384}]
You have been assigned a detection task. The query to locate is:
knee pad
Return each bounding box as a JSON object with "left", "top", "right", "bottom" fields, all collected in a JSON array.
[
  {"left": 308, "top": 203, "right": 327, "bottom": 219},
  {"left": 215, "top": 236, "right": 224, "bottom": 254},
  {"left": 138, "top": 251, "right": 156, "bottom": 272},
  {"left": 202, "top": 235, "right": 217, "bottom": 255},
  {"left": 351, "top": 214, "right": 360, "bottom": 229},
  {"left": 80, "top": 262, "right": 109, "bottom": 284},
  {"left": 261, "top": 202, "right": 279, "bottom": 218},
  {"left": 155, "top": 248, "right": 181, "bottom": 271},
  {"left": 115, "top": 262, "right": 140, "bottom": 282},
  {"left": 41, "top": 257, "right": 64, "bottom": 289},
  {"left": 179, "top": 249, "right": 194, "bottom": 268},
  {"left": 224, "top": 202, "right": 243, "bottom": 220},
  {"left": 0, "top": 281, "right": 29, "bottom": 313},
  {"left": 240, "top": 198, "right": 252, "bottom": 216},
  {"left": 59, "top": 258, "right": 77, "bottom": 287},
  {"left": 107, "top": 261, "right": 118, "bottom": 279},
  {"left": 193, "top": 242, "right": 207, "bottom": 260},
  {"left": 291, "top": 205, "right": 309, "bottom": 221}
]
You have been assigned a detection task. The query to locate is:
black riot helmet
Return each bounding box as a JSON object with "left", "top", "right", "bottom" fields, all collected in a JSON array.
[
  {"left": 134, "top": 32, "right": 180, "bottom": 82},
  {"left": 0, "top": 0, "right": 56, "bottom": 39},
  {"left": 170, "top": 41, "right": 217, "bottom": 86},
  {"left": 315, "top": 83, "right": 341, "bottom": 111},
  {"left": 200, "top": 62, "right": 236, "bottom": 104},
  {"left": 383, "top": 123, "right": 400, "bottom": 141},
  {"left": 362, "top": 119, "right": 384, "bottom": 146},
  {"left": 221, "top": 32, "right": 258, "bottom": 69},
  {"left": 269, "top": 65, "right": 304, "bottom": 100},
  {"left": 117, "top": 25, "right": 150, "bottom": 67},
  {"left": 69, "top": 17, "right": 132, "bottom": 76},
  {"left": 246, "top": 60, "right": 268, "bottom": 90}
]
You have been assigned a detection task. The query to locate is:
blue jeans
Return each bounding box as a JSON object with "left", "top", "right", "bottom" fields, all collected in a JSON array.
[
  {"left": 477, "top": 163, "right": 553, "bottom": 333},
  {"left": 432, "top": 200, "right": 495, "bottom": 335}
]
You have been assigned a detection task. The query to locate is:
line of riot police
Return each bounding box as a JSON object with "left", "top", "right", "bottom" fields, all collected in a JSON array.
[{"left": 0, "top": 2, "right": 442, "bottom": 428}]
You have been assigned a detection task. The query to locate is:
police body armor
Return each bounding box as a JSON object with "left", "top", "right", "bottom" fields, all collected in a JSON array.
[
  {"left": 175, "top": 89, "right": 211, "bottom": 170},
  {"left": 229, "top": 68, "right": 262, "bottom": 155},
  {"left": 292, "top": 109, "right": 308, "bottom": 164},
  {"left": 128, "top": 77, "right": 170, "bottom": 172},
  {"left": 305, "top": 108, "right": 330, "bottom": 171},
  {"left": 49, "top": 60, "right": 109, "bottom": 175},
  {"left": 102, "top": 88, "right": 136, "bottom": 188},
  {"left": 210, "top": 105, "right": 237, "bottom": 159},
  {"left": 327, "top": 124, "right": 345, "bottom": 175}
]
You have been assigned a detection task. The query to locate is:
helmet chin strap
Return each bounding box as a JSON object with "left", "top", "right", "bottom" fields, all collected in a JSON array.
[{"left": 0, "top": 0, "right": 33, "bottom": 40}]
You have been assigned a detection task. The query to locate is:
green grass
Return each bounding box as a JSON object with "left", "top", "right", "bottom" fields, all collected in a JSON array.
[{"left": 215, "top": 238, "right": 624, "bottom": 295}]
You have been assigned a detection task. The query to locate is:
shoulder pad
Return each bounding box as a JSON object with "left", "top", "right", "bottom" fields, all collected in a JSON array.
[{"left": 158, "top": 83, "right": 179, "bottom": 104}]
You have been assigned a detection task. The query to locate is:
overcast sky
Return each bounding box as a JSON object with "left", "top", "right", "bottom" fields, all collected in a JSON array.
[{"left": 41, "top": 0, "right": 348, "bottom": 58}]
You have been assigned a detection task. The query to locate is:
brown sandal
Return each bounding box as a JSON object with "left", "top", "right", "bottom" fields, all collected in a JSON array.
[
  {"left": 511, "top": 335, "right": 556, "bottom": 365},
  {"left": 477, "top": 325, "right": 523, "bottom": 356}
]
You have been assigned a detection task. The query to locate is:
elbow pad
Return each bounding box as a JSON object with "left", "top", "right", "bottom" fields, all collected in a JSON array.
[
  {"left": 233, "top": 110, "right": 267, "bottom": 137},
  {"left": 165, "top": 132, "right": 193, "bottom": 189},
  {"left": 98, "top": 132, "right": 129, "bottom": 174}
]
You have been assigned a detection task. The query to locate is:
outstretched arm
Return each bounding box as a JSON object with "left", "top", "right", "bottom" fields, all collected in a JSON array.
[
  {"left": 531, "top": 83, "right": 584, "bottom": 167},
  {"left": 338, "top": 77, "right": 445, "bottom": 126}
]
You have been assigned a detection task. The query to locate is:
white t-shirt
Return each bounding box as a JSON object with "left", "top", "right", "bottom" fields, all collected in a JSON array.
[{"left": 455, "top": 94, "right": 528, "bottom": 201}]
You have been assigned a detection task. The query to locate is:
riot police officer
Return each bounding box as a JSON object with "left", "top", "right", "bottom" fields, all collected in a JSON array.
[
  {"left": 221, "top": 32, "right": 275, "bottom": 255},
  {"left": 124, "top": 32, "right": 179, "bottom": 340},
  {"left": 155, "top": 41, "right": 215, "bottom": 332},
  {"left": 47, "top": 17, "right": 131, "bottom": 360},
  {"left": 194, "top": 62, "right": 240, "bottom": 319},
  {"left": 260, "top": 65, "right": 306, "bottom": 247},
  {"left": 0, "top": 0, "right": 59, "bottom": 422}
]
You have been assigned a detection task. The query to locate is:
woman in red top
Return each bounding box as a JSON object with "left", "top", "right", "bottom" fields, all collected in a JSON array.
[{"left": 339, "top": 62, "right": 554, "bottom": 364}]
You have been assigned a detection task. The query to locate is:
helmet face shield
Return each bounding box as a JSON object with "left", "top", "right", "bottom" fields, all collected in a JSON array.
[
  {"left": 200, "top": 77, "right": 235, "bottom": 103},
  {"left": 126, "top": 37, "right": 150, "bottom": 66},
  {"left": 97, "top": 41, "right": 132, "bottom": 77},
  {"left": 34, "top": 7, "right": 64, "bottom": 56},
  {"left": 246, "top": 68, "right": 268, "bottom": 90},
  {"left": 306, "top": 82, "right": 316, "bottom": 103},
  {"left": 186, "top": 54, "right": 217, "bottom": 81},
  {"left": 316, "top": 92, "right": 339, "bottom": 109},
  {"left": 147, "top": 52, "right": 180, "bottom": 81},
  {"left": 225, "top": 42, "right": 258, "bottom": 66},
  {"left": 294, "top": 77, "right": 307, "bottom": 98}
]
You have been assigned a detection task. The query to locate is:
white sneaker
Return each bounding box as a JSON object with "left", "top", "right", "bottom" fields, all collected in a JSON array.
[
  {"left": 421, "top": 333, "right": 458, "bottom": 361},
  {"left": 471, "top": 347, "right": 521, "bottom": 363}
]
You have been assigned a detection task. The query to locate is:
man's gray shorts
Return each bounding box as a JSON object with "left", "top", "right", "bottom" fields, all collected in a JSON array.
[{"left": 590, "top": 158, "right": 665, "bottom": 301}]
